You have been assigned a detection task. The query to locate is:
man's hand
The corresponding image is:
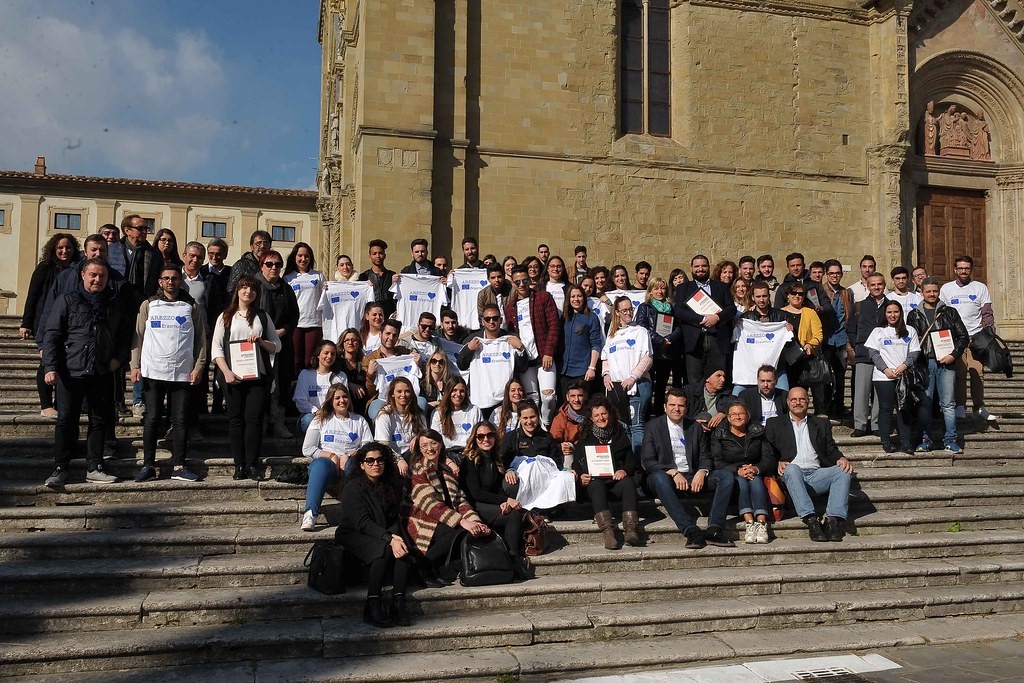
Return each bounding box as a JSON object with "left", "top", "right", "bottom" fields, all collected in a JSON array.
[
  {"left": 778, "top": 461, "right": 790, "bottom": 476},
  {"left": 44, "top": 371, "right": 57, "bottom": 386},
  {"left": 621, "top": 376, "right": 637, "bottom": 391},
  {"left": 466, "top": 337, "right": 482, "bottom": 352},
  {"left": 580, "top": 473, "right": 592, "bottom": 486},
  {"left": 673, "top": 471, "right": 689, "bottom": 491},
  {"left": 613, "top": 469, "right": 626, "bottom": 481},
  {"left": 702, "top": 313, "right": 720, "bottom": 328},
  {"left": 837, "top": 456, "right": 854, "bottom": 474},
  {"left": 707, "top": 412, "right": 726, "bottom": 429},
  {"left": 938, "top": 354, "right": 955, "bottom": 365},
  {"left": 131, "top": 368, "right": 141, "bottom": 383},
  {"left": 189, "top": 369, "right": 202, "bottom": 385},
  {"left": 541, "top": 354, "right": 554, "bottom": 371},
  {"left": 508, "top": 336, "right": 525, "bottom": 351},
  {"left": 690, "top": 470, "right": 707, "bottom": 493},
  {"left": 18, "top": 327, "right": 31, "bottom": 340},
  {"left": 367, "top": 359, "right": 379, "bottom": 376}
]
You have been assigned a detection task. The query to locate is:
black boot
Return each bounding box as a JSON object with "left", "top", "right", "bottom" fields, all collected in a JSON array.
[
  {"left": 246, "top": 466, "right": 261, "bottom": 481},
  {"left": 803, "top": 514, "right": 828, "bottom": 542},
  {"left": 823, "top": 516, "right": 846, "bottom": 542},
  {"left": 418, "top": 564, "right": 447, "bottom": 588},
  {"left": 363, "top": 596, "right": 393, "bottom": 628},
  {"left": 232, "top": 465, "right": 244, "bottom": 480},
  {"left": 511, "top": 555, "right": 533, "bottom": 580},
  {"left": 389, "top": 593, "right": 412, "bottom": 626}
]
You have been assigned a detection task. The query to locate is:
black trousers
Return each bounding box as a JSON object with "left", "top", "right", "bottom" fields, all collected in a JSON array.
[
  {"left": 476, "top": 502, "right": 524, "bottom": 558},
  {"left": 224, "top": 378, "right": 268, "bottom": 467},
  {"left": 143, "top": 378, "right": 189, "bottom": 467},
  {"left": 366, "top": 549, "right": 412, "bottom": 597},
  {"left": 424, "top": 521, "right": 464, "bottom": 565},
  {"left": 685, "top": 334, "right": 726, "bottom": 389},
  {"left": 36, "top": 360, "right": 54, "bottom": 410},
  {"left": 585, "top": 475, "right": 638, "bottom": 514},
  {"left": 54, "top": 372, "right": 115, "bottom": 469}
]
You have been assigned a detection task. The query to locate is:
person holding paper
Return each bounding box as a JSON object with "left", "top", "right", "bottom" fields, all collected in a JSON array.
[
  {"left": 602, "top": 297, "right": 655, "bottom": 460},
  {"left": 907, "top": 279, "right": 969, "bottom": 453},
  {"left": 709, "top": 402, "right": 775, "bottom": 544},
  {"left": 130, "top": 264, "right": 208, "bottom": 483},
  {"left": 864, "top": 301, "right": 922, "bottom": 453},
  {"left": 573, "top": 397, "right": 641, "bottom": 550},
  {"left": 673, "top": 254, "right": 737, "bottom": 389},
  {"left": 559, "top": 284, "right": 603, "bottom": 397},
  {"left": 635, "top": 277, "right": 682, "bottom": 416},
  {"left": 210, "top": 275, "right": 282, "bottom": 481},
  {"left": 300, "top": 383, "right": 372, "bottom": 531}
]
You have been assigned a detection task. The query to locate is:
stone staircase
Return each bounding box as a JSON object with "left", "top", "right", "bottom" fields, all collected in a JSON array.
[{"left": 2, "top": 314, "right": 1024, "bottom": 681}]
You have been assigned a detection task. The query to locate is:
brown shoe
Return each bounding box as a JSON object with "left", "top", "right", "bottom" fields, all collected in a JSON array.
[
  {"left": 621, "top": 510, "right": 643, "bottom": 547},
  {"left": 594, "top": 510, "right": 621, "bottom": 550}
]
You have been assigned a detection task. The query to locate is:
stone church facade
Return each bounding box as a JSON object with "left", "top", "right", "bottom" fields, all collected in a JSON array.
[{"left": 317, "top": 0, "right": 1024, "bottom": 337}]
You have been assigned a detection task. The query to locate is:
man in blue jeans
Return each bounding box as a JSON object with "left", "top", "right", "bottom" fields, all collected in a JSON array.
[
  {"left": 907, "top": 279, "right": 969, "bottom": 453},
  {"left": 641, "top": 388, "right": 735, "bottom": 550},
  {"left": 765, "top": 387, "right": 854, "bottom": 542}
]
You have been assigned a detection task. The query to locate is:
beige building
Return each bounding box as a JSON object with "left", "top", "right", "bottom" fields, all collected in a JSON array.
[
  {"left": 0, "top": 156, "right": 319, "bottom": 316},
  {"left": 317, "top": 0, "right": 1024, "bottom": 337}
]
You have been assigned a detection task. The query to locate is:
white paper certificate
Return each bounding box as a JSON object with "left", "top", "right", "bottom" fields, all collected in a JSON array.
[
  {"left": 585, "top": 444, "right": 615, "bottom": 477},
  {"left": 686, "top": 290, "right": 722, "bottom": 316},
  {"left": 930, "top": 329, "right": 956, "bottom": 358},
  {"left": 655, "top": 313, "right": 673, "bottom": 337},
  {"left": 229, "top": 340, "right": 261, "bottom": 380}
]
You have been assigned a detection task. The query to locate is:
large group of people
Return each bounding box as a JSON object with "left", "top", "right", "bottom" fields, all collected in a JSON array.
[{"left": 19, "top": 218, "right": 997, "bottom": 627}]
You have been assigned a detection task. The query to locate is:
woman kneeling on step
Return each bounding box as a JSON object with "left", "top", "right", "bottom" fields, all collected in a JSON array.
[
  {"left": 573, "top": 396, "right": 641, "bottom": 550},
  {"left": 336, "top": 443, "right": 414, "bottom": 628},
  {"left": 405, "top": 429, "right": 491, "bottom": 587},
  {"left": 709, "top": 401, "right": 775, "bottom": 544}
]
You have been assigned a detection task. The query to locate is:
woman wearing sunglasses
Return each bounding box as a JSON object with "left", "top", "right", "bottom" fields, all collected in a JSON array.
[
  {"left": 336, "top": 443, "right": 413, "bottom": 628},
  {"left": 780, "top": 282, "right": 827, "bottom": 419},
  {"left": 422, "top": 350, "right": 455, "bottom": 411},
  {"left": 257, "top": 249, "right": 300, "bottom": 439},
  {"left": 459, "top": 422, "right": 531, "bottom": 578}
]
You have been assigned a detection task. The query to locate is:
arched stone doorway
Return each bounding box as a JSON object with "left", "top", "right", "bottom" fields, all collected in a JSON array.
[{"left": 908, "top": 49, "right": 1024, "bottom": 337}]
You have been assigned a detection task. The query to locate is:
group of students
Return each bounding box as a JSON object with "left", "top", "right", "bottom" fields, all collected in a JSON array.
[{"left": 22, "top": 223, "right": 990, "bottom": 627}]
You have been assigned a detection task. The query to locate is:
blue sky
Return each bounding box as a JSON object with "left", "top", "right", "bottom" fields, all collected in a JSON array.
[{"left": 0, "top": 0, "right": 321, "bottom": 189}]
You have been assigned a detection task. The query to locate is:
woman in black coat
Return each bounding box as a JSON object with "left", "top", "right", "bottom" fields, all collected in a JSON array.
[
  {"left": 709, "top": 401, "right": 776, "bottom": 545},
  {"left": 335, "top": 442, "right": 413, "bottom": 628},
  {"left": 459, "top": 421, "right": 530, "bottom": 578},
  {"left": 573, "top": 397, "right": 640, "bottom": 550}
]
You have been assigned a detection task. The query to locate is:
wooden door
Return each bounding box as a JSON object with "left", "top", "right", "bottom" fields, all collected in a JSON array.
[{"left": 916, "top": 188, "right": 987, "bottom": 284}]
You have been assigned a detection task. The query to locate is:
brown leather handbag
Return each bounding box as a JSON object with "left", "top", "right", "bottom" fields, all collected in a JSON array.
[{"left": 522, "top": 510, "right": 550, "bottom": 556}]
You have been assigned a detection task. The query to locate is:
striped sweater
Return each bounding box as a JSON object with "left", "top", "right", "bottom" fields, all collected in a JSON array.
[{"left": 405, "top": 461, "right": 482, "bottom": 555}]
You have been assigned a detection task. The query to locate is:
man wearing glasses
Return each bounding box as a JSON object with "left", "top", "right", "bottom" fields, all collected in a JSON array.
[
  {"left": 940, "top": 255, "right": 997, "bottom": 422},
  {"left": 130, "top": 265, "right": 207, "bottom": 482},
  {"left": 503, "top": 265, "right": 560, "bottom": 426},
  {"left": 227, "top": 230, "right": 272, "bottom": 295},
  {"left": 458, "top": 303, "right": 526, "bottom": 414},
  {"left": 821, "top": 259, "right": 852, "bottom": 417}
]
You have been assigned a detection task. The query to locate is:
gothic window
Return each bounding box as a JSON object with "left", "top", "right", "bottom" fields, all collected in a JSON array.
[{"left": 620, "top": 0, "right": 671, "bottom": 137}]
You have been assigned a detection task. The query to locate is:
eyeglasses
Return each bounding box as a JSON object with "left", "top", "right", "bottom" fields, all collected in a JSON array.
[
  {"left": 419, "top": 323, "right": 435, "bottom": 331},
  {"left": 482, "top": 315, "right": 500, "bottom": 323},
  {"left": 252, "top": 240, "right": 270, "bottom": 247},
  {"left": 159, "top": 276, "right": 181, "bottom": 282},
  {"left": 429, "top": 358, "right": 445, "bottom": 365},
  {"left": 617, "top": 308, "right": 633, "bottom": 315},
  {"left": 513, "top": 278, "right": 530, "bottom": 286},
  {"left": 262, "top": 262, "right": 283, "bottom": 269},
  {"left": 362, "top": 456, "right": 386, "bottom": 465},
  {"left": 475, "top": 432, "right": 496, "bottom": 440}
]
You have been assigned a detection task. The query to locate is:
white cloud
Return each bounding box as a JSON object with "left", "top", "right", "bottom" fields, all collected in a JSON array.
[{"left": 0, "top": 3, "right": 229, "bottom": 179}]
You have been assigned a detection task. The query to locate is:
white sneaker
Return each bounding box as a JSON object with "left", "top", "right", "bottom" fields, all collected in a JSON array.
[
  {"left": 755, "top": 521, "right": 770, "bottom": 544},
  {"left": 744, "top": 521, "right": 757, "bottom": 544},
  {"left": 301, "top": 510, "right": 316, "bottom": 531},
  {"left": 132, "top": 403, "right": 146, "bottom": 418},
  {"left": 955, "top": 405, "right": 967, "bottom": 420},
  {"left": 977, "top": 408, "right": 997, "bottom": 422}
]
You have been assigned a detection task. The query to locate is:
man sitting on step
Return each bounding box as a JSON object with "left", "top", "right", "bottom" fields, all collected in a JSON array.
[
  {"left": 765, "top": 387, "right": 854, "bottom": 542},
  {"left": 641, "top": 387, "right": 735, "bottom": 550}
]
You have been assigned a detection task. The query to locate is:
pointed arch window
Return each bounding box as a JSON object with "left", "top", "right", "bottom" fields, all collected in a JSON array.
[{"left": 621, "top": 0, "right": 671, "bottom": 137}]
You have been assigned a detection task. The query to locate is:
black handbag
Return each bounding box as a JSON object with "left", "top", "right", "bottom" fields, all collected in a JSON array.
[
  {"left": 796, "top": 350, "right": 832, "bottom": 386},
  {"left": 459, "top": 533, "right": 514, "bottom": 587},
  {"left": 304, "top": 541, "right": 346, "bottom": 595}
]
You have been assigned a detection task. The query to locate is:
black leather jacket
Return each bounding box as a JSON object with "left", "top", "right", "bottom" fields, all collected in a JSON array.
[{"left": 907, "top": 303, "right": 970, "bottom": 361}]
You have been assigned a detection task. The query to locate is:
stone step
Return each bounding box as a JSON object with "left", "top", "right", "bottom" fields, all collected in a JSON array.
[
  {"left": 0, "top": 453, "right": 306, "bottom": 484},
  {"left": 1, "top": 504, "right": 1021, "bottom": 563},
  {"left": 2, "top": 578, "right": 1024, "bottom": 675}
]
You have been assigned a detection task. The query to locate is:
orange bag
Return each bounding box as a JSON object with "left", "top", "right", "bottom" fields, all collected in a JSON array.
[{"left": 763, "top": 476, "right": 787, "bottom": 522}]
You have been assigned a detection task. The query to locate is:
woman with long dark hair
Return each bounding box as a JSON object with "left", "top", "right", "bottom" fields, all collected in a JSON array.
[
  {"left": 405, "top": 429, "right": 490, "bottom": 586},
  {"left": 865, "top": 300, "right": 921, "bottom": 453},
  {"left": 373, "top": 377, "right": 425, "bottom": 474},
  {"left": 560, "top": 284, "right": 602, "bottom": 397},
  {"left": 210, "top": 275, "right": 282, "bottom": 480},
  {"left": 573, "top": 397, "right": 640, "bottom": 550},
  {"left": 429, "top": 377, "right": 483, "bottom": 455},
  {"left": 360, "top": 301, "right": 385, "bottom": 354},
  {"left": 154, "top": 228, "right": 182, "bottom": 267},
  {"left": 336, "top": 442, "right": 414, "bottom": 627},
  {"left": 20, "top": 232, "right": 80, "bottom": 417},
  {"left": 337, "top": 327, "right": 368, "bottom": 414},
  {"left": 293, "top": 340, "right": 347, "bottom": 433},
  {"left": 460, "top": 421, "right": 530, "bottom": 578},
  {"left": 495, "top": 378, "right": 526, "bottom": 434},
  {"left": 284, "top": 242, "right": 325, "bottom": 376}
]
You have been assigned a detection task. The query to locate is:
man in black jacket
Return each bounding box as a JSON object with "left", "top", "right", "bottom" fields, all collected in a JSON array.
[
  {"left": 42, "top": 259, "right": 133, "bottom": 487},
  {"left": 846, "top": 273, "right": 888, "bottom": 437},
  {"left": 773, "top": 252, "right": 834, "bottom": 322},
  {"left": 226, "top": 230, "right": 271, "bottom": 295},
  {"left": 765, "top": 387, "right": 854, "bottom": 542},
  {"left": 907, "top": 279, "right": 970, "bottom": 453},
  {"left": 682, "top": 367, "right": 732, "bottom": 428},
  {"left": 641, "top": 388, "right": 735, "bottom": 549},
  {"left": 739, "top": 365, "right": 788, "bottom": 426},
  {"left": 400, "top": 238, "right": 444, "bottom": 276},
  {"left": 673, "top": 255, "right": 737, "bottom": 387}
]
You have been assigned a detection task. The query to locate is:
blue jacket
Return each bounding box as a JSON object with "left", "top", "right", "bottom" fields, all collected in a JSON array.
[{"left": 560, "top": 309, "right": 603, "bottom": 377}]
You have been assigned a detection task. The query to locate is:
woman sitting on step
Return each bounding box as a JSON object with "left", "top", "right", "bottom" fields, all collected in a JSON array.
[
  {"left": 292, "top": 340, "right": 348, "bottom": 434},
  {"left": 499, "top": 401, "right": 577, "bottom": 514},
  {"left": 373, "top": 377, "right": 426, "bottom": 475},
  {"left": 300, "top": 383, "right": 372, "bottom": 531},
  {"left": 405, "top": 429, "right": 491, "bottom": 587},
  {"left": 336, "top": 442, "right": 413, "bottom": 628},
  {"left": 573, "top": 396, "right": 641, "bottom": 550},
  {"left": 429, "top": 377, "right": 484, "bottom": 460},
  {"left": 709, "top": 401, "right": 775, "bottom": 544}
]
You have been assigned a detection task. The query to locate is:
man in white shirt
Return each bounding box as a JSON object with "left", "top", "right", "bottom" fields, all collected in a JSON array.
[
  {"left": 458, "top": 303, "right": 526, "bottom": 413},
  {"left": 939, "top": 255, "right": 996, "bottom": 421},
  {"left": 640, "top": 388, "right": 735, "bottom": 550},
  {"left": 887, "top": 266, "right": 923, "bottom": 318},
  {"left": 765, "top": 388, "right": 854, "bottom": 542},
  {"left": 847, "top": 255, "right": 876, "bottom": 304},
  {"left": 402, "top": 312, "right": 440, "bottom": 367}
]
